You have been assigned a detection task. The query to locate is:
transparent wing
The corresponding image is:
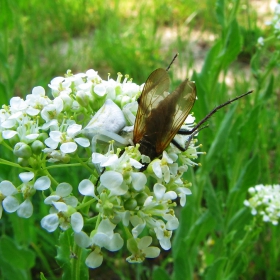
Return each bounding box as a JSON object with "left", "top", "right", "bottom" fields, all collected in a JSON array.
[
  {"left": 133, "top": 68, "right": 170, "bottom": 144},
  {"left": 141, "top": 79, "right": 196, "bottom": 155}
]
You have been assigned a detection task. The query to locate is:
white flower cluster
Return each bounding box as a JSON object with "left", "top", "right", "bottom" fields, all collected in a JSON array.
[
  {"left": 257, "top": 4, "right": 280, "bottom": 47},
  {"left": 0, "top": 69, "right": 202, "bottom": 268},
  {"left": 266, "top": 4, "right": 280, "bottom": 39},
  {"left": 244, "top": 184, "right": 280, "bottom": 226}
]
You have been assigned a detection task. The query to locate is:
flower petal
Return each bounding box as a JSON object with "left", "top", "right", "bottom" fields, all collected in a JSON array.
[
  {"left": 56, "top": 182, "right": 72, "bottom": 197},
  {"left": 100, "top": 171, "right": 123, "bottom": 190},
  {"left": 75, "top": 137, "right": 90, "bottom": 147},
  {"left": 19, "top": 172, "right": 34, "bottom": 183},
  {"left": 85, "top": 250, "right": 103, "bottom": 269},
  {"left": 78, "top": 179, "right": 95, "bottom": 197},
  {"left": 41, "top": 214, "right": 59, "bottom": 232},
  {"left": 17, "top": 198, "right": 33, "bottom": 218},
  {"left": 60, "top": 142, "right": 77, "bottom": 153},
  {"left": 71, "top": 212, "right": 84, "bottom": 233},
  {"left": 34, "top": 176, "right": 51, "bottom": 190},
  {"left": 2, "top": 196, "right": 19, "bottom": 213}
]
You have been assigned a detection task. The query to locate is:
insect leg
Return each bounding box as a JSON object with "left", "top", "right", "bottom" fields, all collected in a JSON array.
[{"left": 173, "top": 125, "right": 209, "bottom": 151}]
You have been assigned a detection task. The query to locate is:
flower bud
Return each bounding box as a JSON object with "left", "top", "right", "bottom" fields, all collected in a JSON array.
[
  {"left": 61, "top": 153, "right": 70, "bottom": 163},
  {"left": 8, "top": 133, "right": 20, "bottom": 147},
  {"left": 31, "top": 140, "right": 45, "bottom": 155},
  {"left": 76, "top": 91, "right": 89, "bottom": 107},
  {"left": 14, "top": 142, "right": 32, "bottom": 158},
  {"left": 28, "top": 157, "right": 40, "bottom": 169},
  {"left": 38, "top": 133, "right": 48, "bottom": 143},
  {"left": 135, "top": 192, "right": 148, "bottom": 206},
  {"left": 60, "top": 93, "right": 73, "bottom": 110},
  {"left": 18, "top": 157, "right": 29, "bottom": 167},
  {"left": 124, "top": 198, "right": 137, "bottom": 210}
]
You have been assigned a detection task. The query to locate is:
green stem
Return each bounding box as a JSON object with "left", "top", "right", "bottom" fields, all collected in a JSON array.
[
  {"left": 75, "top": 155, "right": 95, "bottom": 174},
  {"left": 30, "top": 242, "right": 57, "bottom": 279},
  {"left": 1, "top": 140, "right": 14, "bottom": 152},
  {"left": 76, "top": 198, "right": 97, "bottom": 210},
  {"left": 71, "top": 243, "right": 82, "bottom": 280},
  {"left": 45, "top": 162, "right": 85, "bottom": 169},
  {"left": 223, "top": 219, "right": 260, "bottom": 277},
  {"left": 0, "top": 158, "right": 33, "bottom": 171}
]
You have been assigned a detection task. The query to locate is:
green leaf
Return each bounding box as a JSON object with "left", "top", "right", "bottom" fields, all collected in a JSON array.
[
  {"left": 152, "top": 266, "right": 170, "bottom": 280},
  {"left": 0, "top": 236, "right": 35, "bottom": 269},
  {"left": 40, "top": 272, "right": 48, "bottom": 280},
  {"left": 0, "top": 258, "right": 28, "bottom": 280},
  {"left": 215, "top": 0, "right": 225, "bottom": 27},
  {"left": 259, "top": 75, "right": 274, "bottom": 101},
  {"left": 205, "top": 105, "right": 237, "bottom": 165},
  {"left": 198, "top": 40, "right": 222, "bottom": 89},
  {"left": 219, "top": 19, "right": 242, "bottom": 69},
  {"left": 13, "top": 40, "right": 24, "bottom": 82},
  {"left": 204, "top": 179, "right": 223, "bottom": 228},
  {"left": 56, "top": 230, "right": 89, "bottom": 280},
  {"left": 0, "top": 236, "right": 35, "bottom": 280},
  {"left": 205, "top": 257, "right": 227, "bottom": 280},
  {"left": 0, "top": 82, "right": 8, "bottom": 105}
]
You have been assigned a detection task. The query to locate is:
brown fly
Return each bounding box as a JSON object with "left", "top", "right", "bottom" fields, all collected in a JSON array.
[{"left": 133, "top": 54, "right": 253, "bottom": 161}]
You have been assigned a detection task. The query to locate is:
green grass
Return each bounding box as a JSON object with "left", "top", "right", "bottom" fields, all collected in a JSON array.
[{"left": 0, "top": 0, "right": 279, "bottom": 279}]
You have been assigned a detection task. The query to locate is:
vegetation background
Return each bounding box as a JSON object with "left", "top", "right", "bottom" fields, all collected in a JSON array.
[{"left": 0, "top": 0, "right": 279, "bottom": 279}]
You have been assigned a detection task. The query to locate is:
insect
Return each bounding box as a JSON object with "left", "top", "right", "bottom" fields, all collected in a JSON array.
[{"left": 133, "top": 54, "right": 253, "bottom": 161}]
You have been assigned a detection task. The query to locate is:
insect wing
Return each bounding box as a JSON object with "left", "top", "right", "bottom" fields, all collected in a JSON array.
[
  {"left": 153, "top": 79, "right": 196, "bottom": 154},
  {"left": 133, "top": 68, "right": 170, "bottom": 144}
]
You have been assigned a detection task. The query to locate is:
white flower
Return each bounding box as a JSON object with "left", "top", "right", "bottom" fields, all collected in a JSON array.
[
  {"left": 177, "top": 186, "right": 192, "bottom": 206},
  {"left": 257, "top": 37, "right": 264, "bottom": 47},
  {"left": 154, "top": 183, "right": 177, "bottom": 201},
  {"left": 244, "top": 184, "right": 280, "bottom": 225},
  {"left": 44, "top": 182, "right": 78, "bottom": 207},
  {"left": 100, "top": 171, "right": 127, "bottom": 195},
  {"left": 26, "top": 86, "right": 51, "bottom": 116},
  {"left": 41, "top": 201, "right": 83, "bottom": 232},
  {"left": 0, "top": 181, "right": 19, "bottom": 217},
  {"left": 41, "top": 96, "right": 64, "bottom": 122},
  {"left": 154, "top": 220, "right": 172, "bottom": 250},
  {"left": 126, "top": 236, "right": 160, "bottom": 263},
  {"left": 16, "top": 172, "right": 51, "bottom": 218},
  {"left": 45, "top": 123, "right": 90, "bottom": 153},
  {"left": 92, "top": 219, "right": 124, "bottom": 251}
]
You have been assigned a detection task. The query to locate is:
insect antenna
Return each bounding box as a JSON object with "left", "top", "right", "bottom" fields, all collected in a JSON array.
[
  {"left": 166, "top": 53, "right": 179, "bottom": 71},
  {"left": 178, "top": 90, "right": 253, "bottom": 136}
]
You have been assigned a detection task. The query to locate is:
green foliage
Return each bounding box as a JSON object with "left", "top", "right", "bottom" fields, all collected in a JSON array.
[
  {"left": 0, "top": 0, "right": 279, "bottom": 279},
  {"left": 56, "top": 230, "right": 89, "bottom": 280},
  {"left": 0, "top": 236, "right": 35, "bottom": 280}
]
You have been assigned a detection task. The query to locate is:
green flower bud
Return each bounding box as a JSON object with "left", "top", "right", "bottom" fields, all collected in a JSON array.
[
  {"left": 124, "top": 198, "right": 137, "bottom": 210},
  {"left": 121, "top": 95, "right": 131, "bottom": 108},
  {"left": 18, "top": 157, "right": 29, "bottom": 167},
  {"left": 31, "top": 140, "right": 45, "bottom": 155},
  {"left": 28, "top": 157, "right": 40, "bottom": 169},
  {"left": 61, "top": 153, "right": 70, "bottom": 163},
  {"left": 76, "top": 91, "right": 89, "bottom": 107},
  {"left": 14, "top": 142, "right": 32, "bottom": 158},
  {"left": 60, "top": 93, "right": 73, "bottom": 110},
  {"left": 127, "top": 238, "right": 138, "bottom": 254},
  {"left": 37, "top": 133, "right": 48, "bottom": 143},
  {"left": 135, "top": 192, "right": 148, "bottom": 206},
  {"left": 8, "top": 134, "right": 20, "bottom": 147}
]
